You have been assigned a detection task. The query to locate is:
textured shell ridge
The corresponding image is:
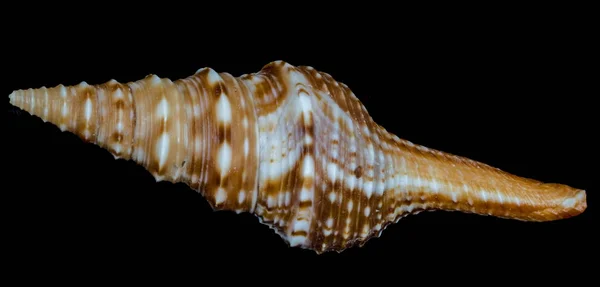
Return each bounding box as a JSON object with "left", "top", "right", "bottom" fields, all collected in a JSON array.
[{"left": 8, "top": 60, "right": 587, "bottom": 254}]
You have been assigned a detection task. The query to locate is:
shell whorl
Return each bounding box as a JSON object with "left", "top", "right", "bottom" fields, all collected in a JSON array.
[{"left": 9, "top": 60, "right": 587, "bottom": 254}]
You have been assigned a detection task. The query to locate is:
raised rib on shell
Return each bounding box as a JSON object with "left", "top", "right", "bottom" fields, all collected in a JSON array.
[{"left": 8, "top": 60, "right": 587, "bottom": 254}]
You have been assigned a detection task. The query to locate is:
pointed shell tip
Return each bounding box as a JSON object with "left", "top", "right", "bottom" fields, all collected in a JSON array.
[{"left": 9, "top": 91, "right": 16, "bottom": 104}]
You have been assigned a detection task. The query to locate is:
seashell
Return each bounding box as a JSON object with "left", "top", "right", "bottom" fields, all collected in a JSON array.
[{"left": 8, "top": 60, "right": 587, "bottom": 254}]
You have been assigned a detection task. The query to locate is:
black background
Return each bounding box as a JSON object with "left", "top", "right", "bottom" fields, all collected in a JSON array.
[{"left": 5, "top": 4, "right": 596, "bottom": 281}]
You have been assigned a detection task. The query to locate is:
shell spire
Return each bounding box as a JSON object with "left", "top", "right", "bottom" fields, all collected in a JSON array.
[{"left": 9, "top": 60, "right": 587, "bottom": 254}]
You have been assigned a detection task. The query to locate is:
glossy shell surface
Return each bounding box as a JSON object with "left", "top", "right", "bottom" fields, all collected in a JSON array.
[{"left": 9, "top": 60, "right": 587, "bottom": 254}]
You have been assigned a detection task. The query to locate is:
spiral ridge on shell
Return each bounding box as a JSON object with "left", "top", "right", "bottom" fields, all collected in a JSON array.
[{"left": 8, "top": 60, "right": 587, "bottom": 254}]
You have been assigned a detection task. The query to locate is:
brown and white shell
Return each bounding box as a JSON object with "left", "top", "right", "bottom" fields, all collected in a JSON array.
[{"left": 8, "top": 60, "right": 587, "bottom": 254}]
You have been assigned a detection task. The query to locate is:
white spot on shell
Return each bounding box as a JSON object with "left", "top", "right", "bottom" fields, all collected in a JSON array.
[
  {"left": 114, "top": 88, "right": 123, "bottom": 98},
  {"left": 84, "top": 97, "right": 92, "bottom": 122},
  {"left": 431, "top": 180, "right": 439, "bottom": 192},
  {"left": 327, "top": 163, "right": 338, "bottom": 183},
  {"left": 361, "top": 225, "right": 369, "bottom": 237},
  {"left": 289, "top": 235, "right": 305, "bottom": 247},
  {"left": 113, "top": 143, "right": 122, "bottom": 154},
  {"left": 364, "top": 180, "right": 374, "bottom": 198},
  {"left": 300, "top": 189, "right": 311, "bottom": 202},
  {"left": 298, "top": 91, "right": 313, "bottom": 117},
  {"left": 561, "top": 198, "right": 575, "bottom": 208},
  {"left": 302, "top": 156, "right": 314, "bottom": 177},
  {"left": 216, "top": 188, "right": 227, "bottom": 204},
  {"left": 285, "top": 191, "right": 291, "bottom": 206},
  {"left": 328, "top": 192, "right": 336, "bottom": 202},
  {"left": 216, "top": 94, "right": 232, "bottom": 123},
  {"left": 156, "top": 133, "right": 170, "bottom": 169},
  {"left": 326, "top": 218, "right": 334, "bottom": 228},
  {"left": 304, "top": 135, "right": 313, "bottom": 145},
  {"left": 294, "top": 220, "right": 309, "bottom": 232},
  {"left": 345, "top": 175, "right": 356, "bottom": 190},
  {"left": 156, "top": 97, "right": 169, "bottom": 118},
  {"left": 207, "top": 69, "right": 221, "bottom": 85},
  {"left": 150, "top": 75, "right": 161, "bottom": 85},
  {"left": 481, "top": 190, "right": 488, "bottom": 202},
  {"left": 61, "top": 102, "right": 68, "bottom": 117},
  {"left": 243, "top": 138, "right": 249, "bottom": 157},
  {"left": 238, "top": 190, "right": 246, "bottom": 204},
  {"left": 364, "top": 206, "right": 371, "bottom": 217},
  {"left": 347, "top": 200, "right": 353, "bottom": 212},
  {"left": 267, "top": 195, "right": 275, "bottom": 208},
  {"left": 217, "top": 143, "right": 232, "bottom": 173},
  {"left": 375, "top": 223, "right": 382, "bottom": 231}
]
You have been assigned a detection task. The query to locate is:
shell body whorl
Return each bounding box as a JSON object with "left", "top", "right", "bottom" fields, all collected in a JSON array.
[{"left": 8, "top": 60, "right": 587, "bottom": 254}]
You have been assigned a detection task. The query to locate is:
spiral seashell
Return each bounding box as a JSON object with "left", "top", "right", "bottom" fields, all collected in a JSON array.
[{"left": 8, "top": 60, "right": 587, "bottom": 254}]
